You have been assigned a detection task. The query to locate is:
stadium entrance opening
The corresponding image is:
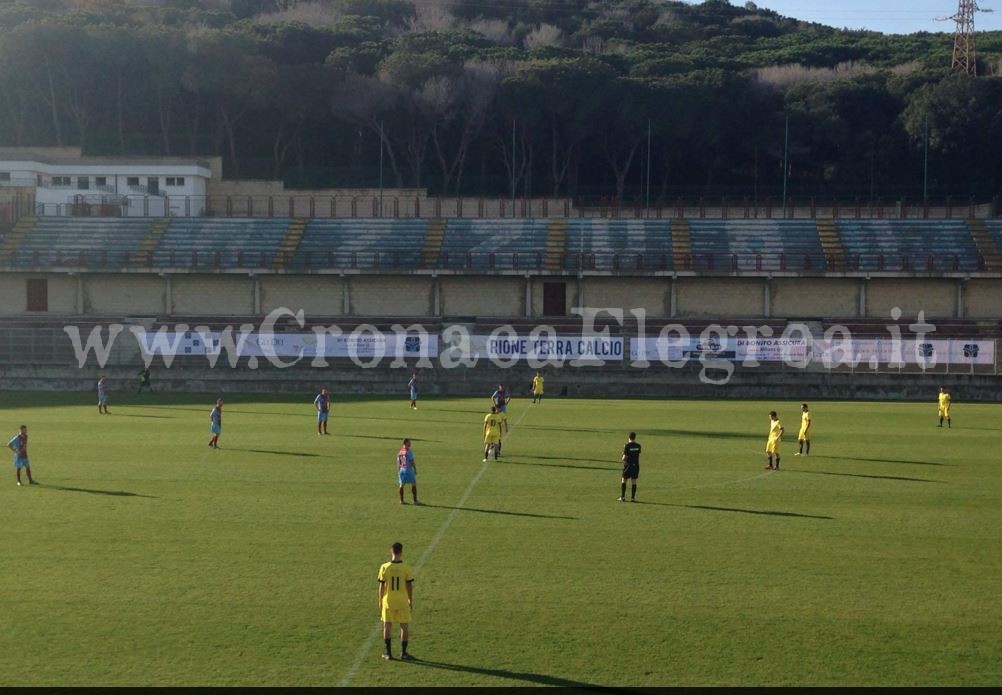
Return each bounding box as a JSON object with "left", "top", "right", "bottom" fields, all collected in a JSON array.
[{"left": 543, "top": 282, "right": 566, "bottom": 316}]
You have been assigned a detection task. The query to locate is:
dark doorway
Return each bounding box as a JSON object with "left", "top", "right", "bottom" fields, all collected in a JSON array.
[
  {"left": 147, "top": 177, "right": 159, "bottom": 195},
  {"left": 26, "top": 278, "right": 48, "bottom": 312},
  {"left": 542, "top": 282, "right": 566, "bottom": 316}
]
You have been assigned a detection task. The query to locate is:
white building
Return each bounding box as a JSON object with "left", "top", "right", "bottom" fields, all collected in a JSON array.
[{"left": 0, "top": 148, "right": 213, "bottom": 217}]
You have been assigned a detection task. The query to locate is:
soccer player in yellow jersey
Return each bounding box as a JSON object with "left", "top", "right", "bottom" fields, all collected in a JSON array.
[
  {"left": 531, "top": 371, "right": 544, "bottom": 404},
  {"left": 483, "top": 406, "right": 503, "bottom": 462},
  {"left": 377, "top": 542, "right": 415, "bottom": 661},
  {"left": 796, "top": 403, "right": 812, "bottom": 456},
  {"left": 765, "top": 411, "right": 784, "bottom": 470},
  {"left": 938, "top": 387, "right": 952, "bottom": 428},
  {"left": 495, "top": 408, "right": 510, "bottom": 459}
]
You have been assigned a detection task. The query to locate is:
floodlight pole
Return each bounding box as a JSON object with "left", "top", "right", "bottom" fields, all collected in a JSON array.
[
  {"left": 782, "top": 113, "right": 789, "bottom": 216},
  {"left": 923, "top": 112, "right": 929, "bottom": 204},
  {"left": 378, "top": 120, "right": 384, "bottom": 218},
  {"left": 511, "top": 118, "right": 517, "bottom": 218},
  {"left": 645, "top": 119, "right": 652, "bottom": 218}
]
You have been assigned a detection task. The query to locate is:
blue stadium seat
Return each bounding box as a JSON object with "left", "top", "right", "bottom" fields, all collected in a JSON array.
[
  {"left": 837, "top": 220, "right": 978, "bottom": 272},
  {"left": 151, "top": 218, "right": 290, "bottom": 268},
  {"left": 293, "top": 219, "right": 427, "bottom": 269},
  {"left": 688, "top": 220, "right": 825, "bottom": 271},
  {"left": 12, "top": 217, "right": 154, "bottom": 268},
  {"left": 437, "top": 219, "right": 549, "bottom": 270},
  {"left": 564, "top": 220, "right": 673, "bottom": 271}
]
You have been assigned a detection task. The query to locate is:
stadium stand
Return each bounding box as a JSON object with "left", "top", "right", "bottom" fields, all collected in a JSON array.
[
  {"left": 437, "top": 219, "right": 549, "bottom": 270},
  {"left": 688, "top": 220, "right": 826, "bottom": 272},
  {"left": 977, "top": 220, "right": 1002, "bottom": 271},
  {"left": 7, "top": 217, "right": 154, "bottom": 268},
  {"left": 152, "top": 218, "right": 289, "bottom": 269},
  {"left": 563, "top": 220, "right": 673, "bottom": 271},
  {"left": 292, "top": 218, "right": 426, "bottom": 270},
  {"left": 835, "top": 220, "right": 980, "bottom": 272},
  {"left": 0, "top": 216, "right": 998, "bottom": 274}
]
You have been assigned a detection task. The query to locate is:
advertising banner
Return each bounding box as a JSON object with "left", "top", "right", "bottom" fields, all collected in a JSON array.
[
  {"left": 461, "top": 334, "right": 625, "bottom": 362},
  {"left": 139, "top": 330, "right": 438, "bottom": 359},
  {"left": 629, "top": 335, "right": 736, "bottom": 362}
]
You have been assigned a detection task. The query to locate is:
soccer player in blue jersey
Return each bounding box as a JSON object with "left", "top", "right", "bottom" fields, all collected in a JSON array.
[
  {"left": 314, "top": 387, "right": 331, "bottom": 435},
  {"left": 8, "top": 425, "right": 37, "bottom": 487},
  {"left": 97, "top": 376, "right": 109, "bottom": 414},
  {"left": 407, "top": 373, "right": 418, "bottom": 410},
  {"left": 208, "top": 398, "right": 222, "bottom": 449},
  {"left": 396, "top": 438, "right": 418, "bottom": 504},
  {"left": 491, "top": 383, "right": 509, "bottom": 413}
]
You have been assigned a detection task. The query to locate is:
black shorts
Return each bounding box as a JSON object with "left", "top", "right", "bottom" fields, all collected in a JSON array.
[{"left": 622, "top": 464, "right": 639, "bottom": 480}]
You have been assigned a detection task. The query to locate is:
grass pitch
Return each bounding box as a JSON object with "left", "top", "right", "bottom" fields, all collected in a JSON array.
[{"left": 1, "top": 391, "right": 1000, "bottom": 687}]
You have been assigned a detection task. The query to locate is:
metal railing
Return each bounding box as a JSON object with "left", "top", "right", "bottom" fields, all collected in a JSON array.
[
  {"left": 0, "top": 250, "right": 986, "bottom": 274},
  {"left": 30, "top": 194, "right": 1002, "bottom": 220}
]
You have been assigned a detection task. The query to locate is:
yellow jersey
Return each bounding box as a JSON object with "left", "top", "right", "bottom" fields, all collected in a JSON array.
[
  {"left": 939, "top": 393, "right": 951, "bottom": 408},
  {"left": 532, "top": 376, "right": 544, "bottom": 394},
  {"left": 378, "top": 560, "right": 414, "bottom": 610},
  {"left": 768, "top": 419, "right": 783, "bottom": 442},
  {"left": 484, "top": 413, "right": 502, "bottom": 437}
]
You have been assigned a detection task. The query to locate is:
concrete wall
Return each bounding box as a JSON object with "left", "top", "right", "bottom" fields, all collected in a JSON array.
[
  {"left": 84, "top": 274, "right": 164, "bottom": 314},
  {"left": 0, "top": 272, "right": 77, "bottom": 314},
  {"left": 580, "top": 278, "right": 668, "bottom": 315},
  {"left": 675, "top": 278, "right": 765, "bottom": 318},
  {"left": 348, "top": 276, "right": 433, "bottom": 316},
  {"left": 866, "top": 279, "right": 957, "bottom": 319},
  {"left": 772, "top": 278, "right": 859, "bottom": 318},
  {"left": 171, "top": 276, "right": 254, "bottom": 315},
  {"left": 260, "top": 276, "right": 344, "bottom": 316},
  {"left": 964, "top": 279, "right": 1002, "bottom": 319},
  {"left": 440, "top": 276, "right": 523, "bottom": 317}
]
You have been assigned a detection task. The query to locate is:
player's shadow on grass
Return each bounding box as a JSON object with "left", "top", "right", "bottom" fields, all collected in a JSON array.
[
  {"left": 227, "top": 448, "right": 326, "bottom": 458},
  {"left": 341, "top": 434, "right": 439, "bottom": 443},
  {"left": 504, "top": 457, "right": 615, "bottom": 472},
  {"left": 815, "top": 455, "right": 953, "bottom": 467},
  {"left": 791, "top": 469, "right": 945, "bottom": 484},
  {"left": 405, "top": 659, "right": 620, "bottom": 690},
  {"left": 418, "top": 503, "right": 575, "bottom": 520},
  {"left": 521, "top": 425, "right": 760, "bottom": 441},
  {"left": 640, "top": 502, "right": 833, "bottom": 520},
  {"left": 44, "top": 485, "right": 158, "bottom": 499}
]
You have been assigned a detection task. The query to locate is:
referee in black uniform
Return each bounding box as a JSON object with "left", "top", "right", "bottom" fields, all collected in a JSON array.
[{"left": 619, "top": 432, "right": 642, "bottom": 502}]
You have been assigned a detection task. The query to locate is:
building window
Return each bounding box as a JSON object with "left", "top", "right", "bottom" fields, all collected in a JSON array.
[
  {"left": 127, "top": 177, "right": 140, "bottom": 186},
  {"left": 77, "top": 176, "right": 89, "bottom": 190},
  {"left": 0, "top": 172, "right": 10, "bottom": 182},
  {"left": 95, "top": 176, "right": 107, "bottom": 187},
  {"left": 51, "top": 176, "right": 71, "bottom": 187},
  {"left": 166, "top": 177, "right": 185, "bottom": 187}
]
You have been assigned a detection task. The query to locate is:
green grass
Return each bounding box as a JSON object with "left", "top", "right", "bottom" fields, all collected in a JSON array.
[{"left": 1, "top": 391, "right": 1000, "bottom": 686}]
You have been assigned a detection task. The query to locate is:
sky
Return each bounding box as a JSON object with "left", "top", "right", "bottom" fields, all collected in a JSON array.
[{"left": 713, "top": 0, "right": 1002, "bottom": 35}]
